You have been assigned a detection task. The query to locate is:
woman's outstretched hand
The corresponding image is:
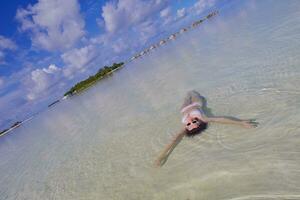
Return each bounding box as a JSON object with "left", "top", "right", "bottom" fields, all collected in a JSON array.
[
  {"left": 154, "top": 130, "right": 186, "bottom": 168},
  {"left": 154, "top": 159, "right": 162, "bottom": 168},
  {"left": 241, "top": 119, "right": 259, "bottom": 128},
  {"left": 154, "top": 156, "right": 166, "bottom": 167}
]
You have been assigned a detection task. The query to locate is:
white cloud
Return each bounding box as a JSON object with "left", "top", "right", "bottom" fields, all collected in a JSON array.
[
  {"left": 0, "top": 36, "right": 17, "bottom": 50},
  {"left": 95, "top": 0, "right": 172, "bottom": 57},
  {"left": 160, "top": 7, "right": 171, "bottom": 18},
  {"left": 160, "top": 6, "right": 173, "bottom": 25},
  {"left": 137, "top": 20, "right": 157, "bottom": 43},
  {"left": 0, "top": 77, "right": 3, "bottom": 87},
  {"left": 193, "top": 0, "right": 216, "bottom": 14},
  {"left": 0, "top": 35, "right": 17, "bottom": 64},
  {"left": 26, "top": 64, "right": 62, "bottom": 100},
  {"left": 177, "top": 8, "right": 186, "bottom": 18},
  {"left": 62, "top": 45, "right": 97, "bottom": 77},
  {"left": 0, "top": 51, "right": 5, "bottom": 64},
  {"left": 101, "top": 0, "right": 168, "bottom": 33},
  {"left": 112, "top": 38, "right": 128, "bottom": 53},
  {"left": 16, "top": 0, "right": 85, "bottom": 51}
]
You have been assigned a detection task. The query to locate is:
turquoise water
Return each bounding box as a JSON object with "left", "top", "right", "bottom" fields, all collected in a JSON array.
[{"left": 1, "top": 1, "right": 300, "bottom": 199}]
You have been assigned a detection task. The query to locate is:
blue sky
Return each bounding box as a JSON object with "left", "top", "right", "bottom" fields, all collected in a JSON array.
[{"left": 0, "top": 0, "right": 223, "bottom": 129}]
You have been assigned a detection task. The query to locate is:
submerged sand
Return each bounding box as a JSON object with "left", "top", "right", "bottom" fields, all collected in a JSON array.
[{"left": 0, "top": 1, "right": 300, "bottom": 199}]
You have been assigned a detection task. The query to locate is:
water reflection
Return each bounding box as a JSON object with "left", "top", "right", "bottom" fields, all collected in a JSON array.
[{"left": 1, "top": 0, "right": 300, "bottom": 199}]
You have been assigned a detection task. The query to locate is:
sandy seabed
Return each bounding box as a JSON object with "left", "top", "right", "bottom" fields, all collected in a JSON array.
[{"left": 0, "top": 1, "right": 300, "bottom": 199}]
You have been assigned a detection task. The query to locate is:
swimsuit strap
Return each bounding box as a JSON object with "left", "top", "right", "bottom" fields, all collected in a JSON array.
[{"left": 181, "top": 102, "right": 201, "bottom": 113}]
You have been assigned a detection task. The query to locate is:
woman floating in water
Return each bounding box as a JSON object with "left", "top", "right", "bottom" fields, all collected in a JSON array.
[{"left": 155, "top": 90, "right": 258, "bottom": 167}]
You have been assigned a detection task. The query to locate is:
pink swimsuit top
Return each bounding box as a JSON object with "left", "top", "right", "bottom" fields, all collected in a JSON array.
[{"left": 181, "top": 102, "right": 204, "bottom": 124}]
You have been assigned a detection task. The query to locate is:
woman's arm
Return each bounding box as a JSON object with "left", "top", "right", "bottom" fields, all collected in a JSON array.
[
  {"left": 203, "top": 117, "right": 258, "bottom": 128},
  {"left": 155, "top": 129, "right": 186, "bottom": 167}
]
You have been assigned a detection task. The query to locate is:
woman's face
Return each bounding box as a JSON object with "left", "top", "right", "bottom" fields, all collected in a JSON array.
[{"left": 185, "top": 117, "right": 200, "bottom": 131}]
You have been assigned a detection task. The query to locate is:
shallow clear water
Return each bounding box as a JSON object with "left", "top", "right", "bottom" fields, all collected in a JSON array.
[{"left": 1, "top": 1, "right": 300, "bottom": 199}]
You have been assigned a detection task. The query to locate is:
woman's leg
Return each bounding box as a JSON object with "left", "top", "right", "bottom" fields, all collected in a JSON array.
[
  {"left": 181, "top": 90, "right": 206, "bottom": 110},
  {"left": 189, "top": 90, "right": 205, "bottom": 108},
  {"left": 180, "top": 91, "right": 193, "bottom": 110}
]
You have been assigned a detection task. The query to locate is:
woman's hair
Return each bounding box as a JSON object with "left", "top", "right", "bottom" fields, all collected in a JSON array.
[{"left": 185, "top": 121, "right": 208, "bottom": 137}]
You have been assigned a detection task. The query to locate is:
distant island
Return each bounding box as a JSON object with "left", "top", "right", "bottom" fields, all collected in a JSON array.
[
  {"left": 130, "top": 10, "right": 219, "bottom": 61},
  {"left": 48, "top": 100, "right": 60, "bottom": 107},
  {"left": 64, "top": 62, "right": 124, "bottom": 97},
  {"left": 0, "top": 121, "right": 22, "bottom": 136}
]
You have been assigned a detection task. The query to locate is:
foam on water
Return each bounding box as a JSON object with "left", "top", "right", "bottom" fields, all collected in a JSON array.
[{"left": 0, "top": 1, "right": 300, "bottom": 199}]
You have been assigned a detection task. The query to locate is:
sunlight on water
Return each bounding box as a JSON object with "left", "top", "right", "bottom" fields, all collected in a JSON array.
[{"left": 1, "top": 1, "right": 300, "bottom": 199}]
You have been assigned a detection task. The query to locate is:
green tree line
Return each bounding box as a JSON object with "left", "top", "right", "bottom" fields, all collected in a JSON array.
[{"left": 64, "top": 62, "right": 124, "bottom": 96}]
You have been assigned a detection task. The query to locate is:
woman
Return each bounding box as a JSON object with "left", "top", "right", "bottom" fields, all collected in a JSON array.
[{"left": 155, "top": 90, "right": 258, "bottom": 167}]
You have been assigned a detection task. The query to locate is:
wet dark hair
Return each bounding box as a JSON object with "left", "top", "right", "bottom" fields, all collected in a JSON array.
[{"left": 185, "top": 121, "right": 208, "bottom": 137}]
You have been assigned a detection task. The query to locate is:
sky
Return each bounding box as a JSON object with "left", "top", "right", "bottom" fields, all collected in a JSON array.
[{"left": 0, "top": 0, "right": 225, "bottom": 129}]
